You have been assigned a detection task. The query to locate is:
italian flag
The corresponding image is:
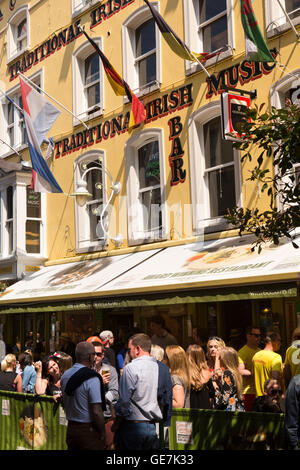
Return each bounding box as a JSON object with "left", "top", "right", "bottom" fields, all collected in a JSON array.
[{"left": 241, "top": 0, "right": 275, "bottom": 62}]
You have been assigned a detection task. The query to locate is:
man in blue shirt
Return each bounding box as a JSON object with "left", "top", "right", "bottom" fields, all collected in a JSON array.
[
  {"left": 61, "top": 341, "right": 106, "bottom": 450},
  {"left": 113, "top": 333, "right": 172, "bottom": 450}
]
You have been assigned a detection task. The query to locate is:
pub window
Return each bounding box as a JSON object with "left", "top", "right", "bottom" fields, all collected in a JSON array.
[
  {"left": 74, "top": 151, "right": 107, "bottom": 252},
  {"left": 122, "top": 3, "right": 161, "bottom": 96},
  {"left": 265, "top": 0, "right": 300, "bottom": 36},
  {"left": 26, "top": 186, "right": 41, "bottom": 254},
  {"left": 203, "top": 117, "right": 236, "bottom": 218},
  {"left": 6, "top": 186, "right": 14, "bottom": 254},
  {"left": 125, "top": 129, "right": 167, "bottom": 245},
  {"left": 183, "top": 0, "right": 233, "bottom": 74},
  {"left": 72, "top": 39, "right": 103, "bottom": 124},
  {"left": 7, "top": 6, "right": 29, "bottom": 62},
  {"left": 188, "top": 102, "right": 241, "bottom": 234}
]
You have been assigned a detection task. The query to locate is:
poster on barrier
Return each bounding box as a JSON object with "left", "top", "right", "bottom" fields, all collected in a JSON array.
[{"left": 176, "top": 421, "right": 193, "bottom": 445}]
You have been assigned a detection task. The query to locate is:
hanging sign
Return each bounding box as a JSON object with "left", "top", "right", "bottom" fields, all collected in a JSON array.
[{"left": 221, "top": 92, "right": 251, "bottom": 141}]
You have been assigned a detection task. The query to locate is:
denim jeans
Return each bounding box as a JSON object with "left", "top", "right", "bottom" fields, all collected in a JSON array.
[{"left": 115, "top": 421, "right": 159, "bottom": 451}]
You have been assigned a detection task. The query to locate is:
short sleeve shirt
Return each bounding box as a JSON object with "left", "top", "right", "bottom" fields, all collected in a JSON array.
[
  {"left": 284, "top": 341, "right": 300, "bottom": 378},
  {"left": 252, "top": 350, "right": 283, "bottom": 397},
  {"left": 61, "top": 363, "right": 102, "bottom": 423},
  {"left": 238, "top": 344, "right": 261, "bottom": 395}
]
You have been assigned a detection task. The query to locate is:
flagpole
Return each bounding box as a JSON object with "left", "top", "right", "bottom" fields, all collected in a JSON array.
[
  {"left": 17, "top": 72, "right": 90, "bottom": 131},
  {"left": 0, "top": 138, "right": 22, "bottom": 158},
  {"left": 189, "top": 51, "right": 211, "bottom": 78},
  {"left": 275, "top": 0, "right": 299, "bottom": 39}
]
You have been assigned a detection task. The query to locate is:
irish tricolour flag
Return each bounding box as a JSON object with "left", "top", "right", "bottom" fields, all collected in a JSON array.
[
  {"left": 20, "top": 77, "right": 63, "bottom": 193},
  {"left": 240, "top": 0, "right": 275, "bottom": 62}
]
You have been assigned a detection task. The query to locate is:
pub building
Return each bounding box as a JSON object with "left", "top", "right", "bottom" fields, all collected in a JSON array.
[{"left": 0, "top": 0, "right": 299, "bottom": 358}]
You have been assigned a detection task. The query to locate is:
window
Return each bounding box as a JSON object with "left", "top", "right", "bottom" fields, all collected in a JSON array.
[
  {"left": 188, "top": 102, "right": 241, "bottom": 234},
  {"left": 74, "top": 152, "right": 107, "bottom": 252},
  {"left": 73, "top": 39, "right": 103, "bottom": 123},
  {"left": 125, "top": 129, "right": 167, "bottom": 244},
  {"left": 265, "top": 0, "right": 300, "bottom": 37},
  {"left": 26, "top": 187, "right": 41, "bottom": 254},
  {"left": 135, "top": 19, "right": 157, "bottom": 90},
  {"left": 122, "top": 3, "right": 161, "bottom": 96},
  {"left": 1, "top": 74, "right": 40, "bottom": 155},
  {"left": 183, "top": 0, "right": 233, "bottom": 75},
  {"left": 71, "top": 0, "right": 99, "bottom": 17},
  {"left": 7, "top": 6, "right": 29, "bottom": 62},
  {"left": 6, "top": 186, "right": 14, "bottom": 255},
  {"left": 270, "top": 71, "right": 300, "bottom": 210},
  {"left": 203, "top": 117, "right": 236, "bottom": 218}
]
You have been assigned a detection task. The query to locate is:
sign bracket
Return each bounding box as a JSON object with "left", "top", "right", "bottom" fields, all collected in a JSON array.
[{"left": 223, "top": 86, "right": 257, "bottom": 100}]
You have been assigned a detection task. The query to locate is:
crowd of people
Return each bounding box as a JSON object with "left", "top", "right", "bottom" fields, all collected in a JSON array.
[{"left": 0, "top": 316, "right": 300, "bottom": 450}]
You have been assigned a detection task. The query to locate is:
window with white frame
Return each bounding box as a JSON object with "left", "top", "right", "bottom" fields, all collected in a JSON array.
[
  {"left": 265, "top": 0, "right": 300, "bottom": 37},
  {"left": 7, "top": 6, "right": 29, "bottom": 62},
  {"left": 0, "top": 171, "right": 45, "bottom": 261},
  {"left": 183, "top": 0, "right": 233, "bottom": 74},
  {"left": 122, "top": 3, "right": 161, "bottom": 96},
  {"left": 72, "top": 39, "right": 103, "bottom": 123},
  {"left": 71, "top": 0, "right": 99, "bottom": 18},
  {"left": 74, "top": 152, "right": 107, "bottom": 252},
  {"left": 125, "top": 129, "right": 166, "bottom": 244},
  {"left": 1, "top": 74, "right": 40, "bottom": 154},
  {"left": 270, "top": 71, "right": 300, "bottom": 209},
  {"left": 188, "top": 102, "right": 241, "bottom": 234},
  {"left": 26, "top": 186, "right": 42, "bottom": 254}
]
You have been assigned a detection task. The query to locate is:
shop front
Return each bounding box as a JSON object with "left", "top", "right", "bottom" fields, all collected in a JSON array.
[{"left": 0, "top": 233, "right": 299, "bottom": 357}]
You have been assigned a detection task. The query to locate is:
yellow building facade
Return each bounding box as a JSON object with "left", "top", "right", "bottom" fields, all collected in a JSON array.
[{"left": 0, "top": 0, "right": 299, "bottom": 354}]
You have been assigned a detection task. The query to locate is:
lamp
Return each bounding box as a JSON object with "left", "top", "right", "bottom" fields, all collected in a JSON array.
[{"left": 71, "top": 158, "right": 123, "bottom": 247}]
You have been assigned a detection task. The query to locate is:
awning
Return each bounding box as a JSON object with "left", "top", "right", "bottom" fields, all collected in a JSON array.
[{"left": 0, "top": 234, "right": 298, "bottom": 313}]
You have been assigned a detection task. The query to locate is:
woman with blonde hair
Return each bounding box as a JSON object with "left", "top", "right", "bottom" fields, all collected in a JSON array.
[
  {"left": 165, "top": 345, "right": 190, "bottom": 408},
  {"left": 0, "top": 354, "right": 22, "bottom": 392},
  {"left": 186, "top": 344, "right": 213, "bottom": 409},
  {"left": 212, "top": 346, "right": 244, "bottom": 412},
  {"left": 207, "top": 336, "right": 226, "bottom": 371}
]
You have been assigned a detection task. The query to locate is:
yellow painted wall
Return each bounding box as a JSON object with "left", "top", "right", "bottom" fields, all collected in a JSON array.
[{"left": 0, "top": 0, "right": 299, "bottom": 262}]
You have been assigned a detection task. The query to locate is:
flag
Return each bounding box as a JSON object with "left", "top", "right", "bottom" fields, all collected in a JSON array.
[
  {"left": 240, "top": 0, "right": 275, "bottom": 62},
  {"left": 143, "top": 0, "right": 224, "bottom": 63},
  {"left": 81, "top": 29, "right": 145, "bottom": 129},
  {"left": 45, "top": 137, "right": 54, "bottom": 160},
  {"left": 19, "top": 77, "right": 63, "bottom": 193}
]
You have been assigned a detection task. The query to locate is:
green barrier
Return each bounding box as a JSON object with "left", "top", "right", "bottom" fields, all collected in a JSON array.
[
  {"left": 0, "top": 392, "right": 286, "bottom": 451},
  {"left": 169, "top": 409, "right": 285, "bottom": 450},
  {"left": 0, "top": 391, "right": 67, "bottom": 450}
]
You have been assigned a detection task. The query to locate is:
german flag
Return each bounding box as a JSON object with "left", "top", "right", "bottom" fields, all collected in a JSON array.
[
  {"left": 81, "top": 28, "right": 146, "bottom": 129},
  {"left": 143, "top": 0, "right": 224, "bottom": 63}
]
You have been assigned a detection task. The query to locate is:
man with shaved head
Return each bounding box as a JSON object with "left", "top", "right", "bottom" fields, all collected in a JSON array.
[{"left": 61, "top": 341, "right": 106, "bottom": 450}]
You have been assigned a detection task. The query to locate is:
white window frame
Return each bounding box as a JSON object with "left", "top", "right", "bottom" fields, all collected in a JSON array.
[
  {"left": 74, "top": 151, "right": 108, "bottom": 253},
  {"left": 188, "top": 101, "right": 242, "bottom": 235},
  {"left": 72, "top": 38, "right": 104, "bottom": 125},
  {"left": 122, "top": 2, "right": 161, "bottom": 97},
  {"left": 7, "top": 5, "right": 30, "bottom": 63},
  {"left": 0, "top": 171, "right": 46, "bottom": 267},
  {"left": 71, "top": 0, "right": 99, "bottom": 18},
  {"left": 265, "top": 0, "right": 300, "bottom": 38},
  {"left": 125, "top": 128, "right": 167, "bottom": 245},
  {"left": 183, "top": 0, "right": 234, "bottom": 76},
  {"left": 0, "top": 70, "right": 42, "bottom": 156},
  {"left": 270, "top": 69, "right": 300, "bottom": 210}
]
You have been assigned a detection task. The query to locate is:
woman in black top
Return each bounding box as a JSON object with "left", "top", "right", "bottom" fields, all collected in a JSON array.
[
  {"left": 35, "top": 355, "right": 62, "bottom": 397},
  {"left": 186, "top": 344, "right": 213, "bottom": 409},
  {"left": 0, "top": 354, "right": 22, "bottom": 392}
]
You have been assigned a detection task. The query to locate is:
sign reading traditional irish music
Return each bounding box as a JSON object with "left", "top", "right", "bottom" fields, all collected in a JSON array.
[{"left": 221, "top": 93, "right": 251, "bottom": 141}]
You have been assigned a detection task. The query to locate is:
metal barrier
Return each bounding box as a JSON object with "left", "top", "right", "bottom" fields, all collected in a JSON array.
[{"left": 0, "top": 391, "right": 285, "bottom": 450}]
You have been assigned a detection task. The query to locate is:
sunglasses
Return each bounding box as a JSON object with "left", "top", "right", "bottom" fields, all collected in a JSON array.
[
  {"left": 95, "top": 352, "right": 104, "bottom": 357},
  {"left": 208, "top": 336, "right": 222, "bottom": 341},
  {"left": 270, "top": 388, "right": 282, "bottom": 396}
]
